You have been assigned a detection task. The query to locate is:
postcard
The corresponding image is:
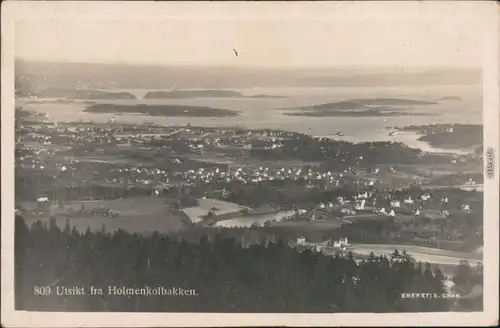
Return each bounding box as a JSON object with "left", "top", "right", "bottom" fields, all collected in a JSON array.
[{"left": 1, "top": 1, "right": 498, "bottom": 327}]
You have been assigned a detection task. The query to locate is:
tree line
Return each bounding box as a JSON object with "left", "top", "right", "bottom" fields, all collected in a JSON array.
[
  {"left": 249, "top": 136, "right": 455, "bottom": 166},
  {"left": 14, "top": 216, "right": 473, "bottom": 313}
]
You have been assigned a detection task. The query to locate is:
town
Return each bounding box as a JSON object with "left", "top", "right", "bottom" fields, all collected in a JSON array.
[{"left": 16, "top": 108, "right": 483, "bottom": 258}]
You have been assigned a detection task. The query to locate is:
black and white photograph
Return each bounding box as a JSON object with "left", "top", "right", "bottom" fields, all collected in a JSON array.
[{"left": 1, "top": 1, "right": 498, "bottom": 327}]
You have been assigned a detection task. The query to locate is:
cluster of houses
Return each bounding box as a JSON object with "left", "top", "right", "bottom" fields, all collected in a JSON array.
[
  {"left": 296, "top": 236, "right": 349, "bottom": 252},
  {"left": 179, "top": 166, "right": 352, "bottom": 186},
  {"left": 30, "top": 122, "right": 295, "bottom": 156},
  {"left": 31, "top": 196, "right": 118, "bottom": 218},
  {"left": 19, "top": 121, "right": 476, "bottom": 227},
  {"left": 288, "top": 189, "right": 472, "bottom": 222},
  {"left": 89, "top": 207, "right": 117, "bottom": 217},
  {"left": 80, "top": 165, "right": 363, "bottom": 195}
]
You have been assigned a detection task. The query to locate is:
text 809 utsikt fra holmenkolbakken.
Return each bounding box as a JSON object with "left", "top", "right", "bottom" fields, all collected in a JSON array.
[{"left": 34, "top": 285, "right": 198, "bottom": 297}]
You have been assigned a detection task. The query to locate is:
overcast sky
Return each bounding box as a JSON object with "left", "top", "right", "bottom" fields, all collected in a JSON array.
[{"left": 14, "top": 4, "right": 485, "bottom": 68}]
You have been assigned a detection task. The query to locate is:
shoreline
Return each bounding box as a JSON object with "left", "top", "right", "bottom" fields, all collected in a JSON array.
[
  {"left": 18, "top": 114, "right": 472, "bottom": 156},
  {"left": 313, "top": 130, "right": 474, "bottom": 155}
]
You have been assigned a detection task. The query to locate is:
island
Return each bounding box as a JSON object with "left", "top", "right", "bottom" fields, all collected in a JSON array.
[
  {"left": 246, "top": 94, "right": 287, "bottom": 99},
  {"left": 145, "top": 90, "right": 242, "bottom": 99},
  {"left": 346, "top": 98, "right": 437, "bottom": 106},
  {"left": 280, "top": 98, "right": 437, "bottom": 117},
  {"left": 144, "top": 90, "right": 286, "bottom": 99},
  {"left": 439, "top": 96, "right": 462, "bottom": 101},
  {"left": 84, "top": 103, "right": 240, "bottom": 117},
  {"left": 284, "top": 109, "right": 435, "bottom": 117},
  {"left": 282, "top": 98, "right": 437, "bottom": 111},
  {"left": 397, "top": 124, "right": 483, "bottom": 150},
  {"left": 32, "top": 88, "right": 136, "bottom": 100}
]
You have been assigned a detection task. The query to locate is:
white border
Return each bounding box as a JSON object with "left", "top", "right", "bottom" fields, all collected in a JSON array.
[{"left": 1, "top": 1, "right": 498, "bottom": 327}]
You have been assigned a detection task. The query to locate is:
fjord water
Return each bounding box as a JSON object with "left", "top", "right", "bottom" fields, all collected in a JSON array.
[{"left": 17, "top": 84, "right": 481, "bottom": 152}]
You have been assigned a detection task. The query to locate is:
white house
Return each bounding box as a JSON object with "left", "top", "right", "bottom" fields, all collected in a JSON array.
[
  {"left": 421, "top": 193, "right": 431, "bottom": 201},
  {"left": 465, "top": 178, "right": 476, "bottom": 185},
  {"left": 355, "top": 199, "right": 366, "bottom": 211},
  {"left": 414, "top": 208, "right": 421, "bottom": 216},
  {"left": 461, "top": 204, "right": 471, "bottom": 212},
  {"left": 37, "top": 196, "right": 49, "bottom": 203},
  {"left": 403, "top": 197, "right": 414, "bottom": 204},
  {"left": 390, "top": 200, "right": 401, "bottom": 208},
  {"left": 441, "top": 197, "right": 449, "bottom": 204},
  {"left": 333, "top": 237, "right": 349, "bottom": 250},
  {"left": 388, "top": 209, "right": 396, "bottom": 217},
  {"left": 297, "top": 237, "right": 306, "bottom": 245},
  {"left": 358, "top": 192, "right": 369, "bottom": 199}
]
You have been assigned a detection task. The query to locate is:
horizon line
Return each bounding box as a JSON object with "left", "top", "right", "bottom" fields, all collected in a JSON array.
[{"left": 15, "top": 58, "right": 482, "bottom": 71}]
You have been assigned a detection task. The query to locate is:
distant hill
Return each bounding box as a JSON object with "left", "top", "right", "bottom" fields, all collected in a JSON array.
[
  {"left": 145, "top": 90, "right": 286, "bottom": 99},
  {"left": 27, "top": 88, "right": 136, "bottom": 100},
  {"left": 15, "top": 60, "right": 481, "bottom": 90},
  {"left": 145, "top": 90, "right": 243, "bottom": 99}
]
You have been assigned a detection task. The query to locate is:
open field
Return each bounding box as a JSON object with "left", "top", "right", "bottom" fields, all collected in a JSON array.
[
  {"left": 22, "top": 196, "right": 187, "bottom": 234},
  {"left": 425, "top": 184, "right": 484, "bottom": 192},
  {"left": 347, "top": 244, "right": 482, "bottom": 266},
  {"left": 343, "top": 169, "right": 426, "bottom": 189},
  {"left": 182, "top": 154, "right": 235, "bottom": 165},
  {"left": 215, "top": 210, "right": 295, "bottom": 228},
  {"left": 276, "top": 219, "right": 344, "bottom": 231},
  {"left": 182, "top": 198, "right": 251, "bottom": 223}
]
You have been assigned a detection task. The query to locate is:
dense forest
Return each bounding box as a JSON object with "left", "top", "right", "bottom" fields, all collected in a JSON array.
[
  {"left": 15, "top": 216, "right": 481, "bottom": 313},
  {"left": 399, "top": 124, "right": 482, "bottom": 150},
  {"left": 249, "top": 136, "right": 463, "bottom": 166}
]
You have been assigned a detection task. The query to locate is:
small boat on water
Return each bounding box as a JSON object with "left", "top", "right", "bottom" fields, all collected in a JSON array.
[
  {"left": 336, "top": 132, "right": 345, "bottom": 136},
  {"left": 388, "top": 131, "right": 398, "bottom": 136}
]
